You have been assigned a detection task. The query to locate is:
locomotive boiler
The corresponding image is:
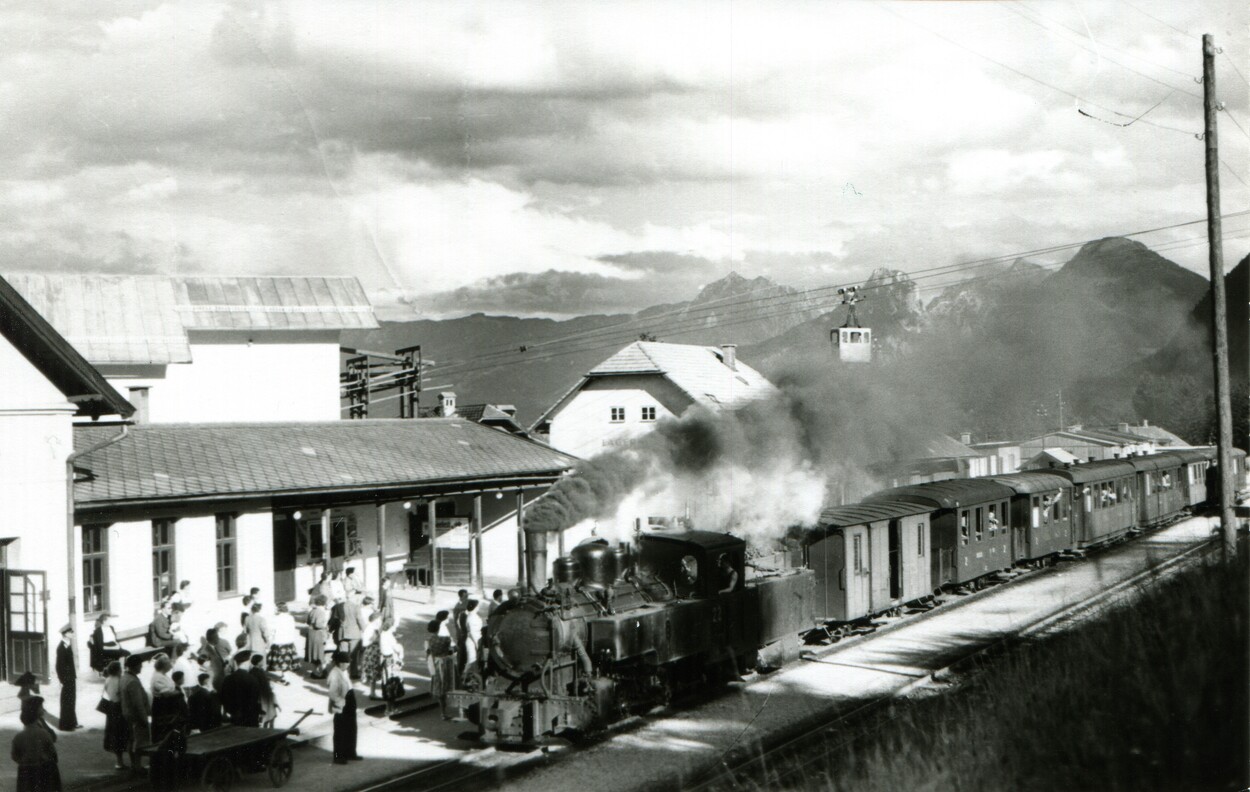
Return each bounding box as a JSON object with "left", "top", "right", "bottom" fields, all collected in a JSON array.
[{"left": 445, "top": 529, "right": 815, "bottom": 747}]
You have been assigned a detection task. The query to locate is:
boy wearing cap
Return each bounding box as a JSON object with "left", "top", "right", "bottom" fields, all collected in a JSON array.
[{"left": 55, "top": 623, "right": 78, "bottom": 731}]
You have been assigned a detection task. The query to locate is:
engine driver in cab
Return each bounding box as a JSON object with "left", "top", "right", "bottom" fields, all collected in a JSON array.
[{"left": 718, "top": 554, "right": 738, "bottom": 594}]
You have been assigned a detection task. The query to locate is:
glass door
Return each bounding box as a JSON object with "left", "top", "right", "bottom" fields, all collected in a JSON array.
[{"left": 5, "top": 570, "right": 48, "bottom": 683}]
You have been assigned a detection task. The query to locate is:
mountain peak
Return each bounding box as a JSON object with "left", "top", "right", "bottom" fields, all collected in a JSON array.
[{"left": 693, "top": 271, "right": 786, "bottom": 303}]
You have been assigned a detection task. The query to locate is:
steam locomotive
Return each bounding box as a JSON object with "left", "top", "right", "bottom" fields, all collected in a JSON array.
[{"left": 445, "top": 530, "right": 815, "bottom": 747}]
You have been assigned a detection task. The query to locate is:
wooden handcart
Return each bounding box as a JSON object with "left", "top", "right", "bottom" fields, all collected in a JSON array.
[{"left": 142, "top": 710, "right": 316, "bottom": 792}]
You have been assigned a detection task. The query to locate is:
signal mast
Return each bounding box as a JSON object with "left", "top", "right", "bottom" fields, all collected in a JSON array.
[{"left": 830, "top": 286, "right": 871, "bottom": 363}]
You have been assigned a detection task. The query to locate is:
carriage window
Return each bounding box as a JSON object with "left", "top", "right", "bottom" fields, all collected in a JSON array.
[
  {"left": 960, "top": 512, "right": 970, "bottom": 545},
  {"left": 853, "top": 535, "right": 863, "bottom": 573},
  {"left": 1145, "top": 474, "right": 1152, "bottom": 495},
  {"left": 680, "top": 555, "right": 699, "bottom": 585},
  {"left": 1031, "top": 497, "right": 1041, "bottom": 528},
  {"left": 974, "top": 508, "right": 984, "bottom": 542},
  {"left": 987, "top": 505, "right": 999, "bottom": 535},
  {"left": 917, "top": 524, "right": 925, "bottom": 557}
]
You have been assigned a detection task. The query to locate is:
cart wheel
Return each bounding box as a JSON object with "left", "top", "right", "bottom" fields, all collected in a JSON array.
[
  {"left": 267, "top": 742, "right": 294, "bottom": 788},
  {"left": 201, "top": 757, "right": 235, "bottom": 792}
]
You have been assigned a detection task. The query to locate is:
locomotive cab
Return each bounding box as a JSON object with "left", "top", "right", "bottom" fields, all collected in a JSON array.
[{"left": 638, "top": 530, "right": 744, "bottom": 599}]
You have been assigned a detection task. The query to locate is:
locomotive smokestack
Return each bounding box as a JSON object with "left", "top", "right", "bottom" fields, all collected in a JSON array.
[{"left": 524, "top": 524, "right": 550, "bottom": 595}]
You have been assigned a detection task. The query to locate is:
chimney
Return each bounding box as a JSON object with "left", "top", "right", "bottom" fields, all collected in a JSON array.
[
  {"left": 720, "top": 344, "right": 737, "bottom": 371},
  {"left": 1113, "top": 452, "right": 1120, "bottom": 459},
  {"left": 440, "top": 391, "right": 457, "bottom": 417},
  {"left": 1142, "top": 419, "right": 1149, "bottom": 427},
  {"left": 959, "top": 432, "right": 972, "bottom": 445},
  {"left": 1117, "top": 422, "right": 1130, "bottom": 434},
  {"left": 1088, "top": 456, "right": 1096, "bottom": 463}
]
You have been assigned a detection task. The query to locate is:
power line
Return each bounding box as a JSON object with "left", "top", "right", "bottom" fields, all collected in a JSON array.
[
  {"left": 424, "top": 226, "right": 1250, "bottom": 386},
  {"left": 1117, "top": 0, "right": 1195, "bottom": 41},
  {"left": 1002, "top": 2, "right": 1201, "bottom": 100},
  {"left": 418, "top": 210, "right": 1250, "bottom": 373},
  {"left": 1223, "top": 52, "right": 1250, "bottom": 88},
  {"left": 874, "top": 1, "right": 1200, "bottom": 137},
  {"left": 1221, "top": 160, "right": 1250, "bottom": 191}
]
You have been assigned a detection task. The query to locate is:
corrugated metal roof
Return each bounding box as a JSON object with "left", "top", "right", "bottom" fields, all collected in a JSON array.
[
  {"left": 817, "top": 502, "right": 930, "bottom": 526},
  {"left": 0, "top": 275, "right": 134, "bottom": 418},
  {"left": 3, "top": 274, "right": 379, "bottom": 366},
  {"left": 986, "top": 472, "right": 1071, "bottom": 495},
  {"left": 1161, "top": 448, "right": 1216, "bottom": 464},
  {"left": 5, "top": 274, "right": 191, "bottom": 364},
  {"left": 864, "top": 479, "right": 1015, "bottom": 509},
  {"left": 1045, "top": 459, "right": 1137, "bottom": 484},
  {"left": 173, "top": 277, "right": 378, "bottom": 331},
  {"left": 73, "top": 419, "right": 575, "bottom": 509}
]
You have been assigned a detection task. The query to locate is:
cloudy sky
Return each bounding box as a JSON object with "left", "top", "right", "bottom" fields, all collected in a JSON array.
[{"left": 3, "top": 1, "right": 1247, "bottom": 318}]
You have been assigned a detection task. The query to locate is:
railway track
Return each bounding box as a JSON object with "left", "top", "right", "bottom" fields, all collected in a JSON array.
[
  {"left": 685, "top": 534, "right": 1220, "bottom": 792},
  {"left": 344, "top": 520, "right": 1219, "bottom": 792}
]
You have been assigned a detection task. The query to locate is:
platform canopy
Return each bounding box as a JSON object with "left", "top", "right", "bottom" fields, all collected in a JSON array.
[{"left": 73, "top": 419, "right": 576, "bottom": 517}]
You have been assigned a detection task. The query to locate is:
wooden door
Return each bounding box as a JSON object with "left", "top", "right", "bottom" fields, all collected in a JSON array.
[
  {"left": 272, "top": 517, "right": 297, "bottom": 603},
  {"left": 4, "top": 570, "right": 48, "bottom": 683},
  {"left": 846, "top": 528, "right": 870, "bottom": 619}
]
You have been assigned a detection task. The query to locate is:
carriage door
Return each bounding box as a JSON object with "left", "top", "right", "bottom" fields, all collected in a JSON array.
[
  {"left": 846, "top": 529, "right": 871, "bottom": 618},
  {"left": 887, "top": 520, "right": 902, "bottom": 600},
  {"left": 4, "top": 570, "right": 48, "bottom": 683}
]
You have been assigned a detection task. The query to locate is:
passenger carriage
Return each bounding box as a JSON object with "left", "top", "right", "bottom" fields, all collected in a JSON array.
[
  {"left": 803, "top": 502, "right": 932, "bottom": 623},
  {"left": 1045, "top": 460, "right": 1136, "bottom": 548},
  {"left": 1163, "top": 447, "right": 1217, "bottom": 508},
  {"left": 864, "top": 480, "right": 1014, "bottom": 591},
  {"left": 985, "top": 472, "right": 1073, "bottom": 563},
  {"left": 1126, "top": 453, "right": 1187, "bottom": 527}
]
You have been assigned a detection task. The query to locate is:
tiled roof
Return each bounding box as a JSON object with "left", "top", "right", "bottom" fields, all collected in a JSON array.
[
  {"left": 534, "top": 341, "right": 777, "bottom": 429},
  {"left": 4, "top": 274, "right": 379, "bottom": 366},
  {"left": 5, "top": 274, "right": 191, "bottom": 364},
  {"left": 73, "top": 419, "right": 575, "bottom": 508},
  {"left": 0, "top": 275, "right": 133, "bottom": 418},
  {"left": 590, "top": 342, "right": 777, "bottom": 409},
  {"left": 174, "top": 277, "right": 378, "bottom": 331},
  {"left": 1097, "top": 423, "right": 1189, "bottom": 447}
]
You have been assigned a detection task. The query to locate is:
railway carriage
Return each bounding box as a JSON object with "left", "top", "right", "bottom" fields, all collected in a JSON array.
[
  {"left": 986, "top": 472, "right": 1074, "bottom": 562},
  {"left": 1127, "top": 454, "right": 1187, "bottom": 527},
  {"left": 1164, "top": 447, "right": 1217, "bottom": 508},
  {"left": 1046, "top": 460, "right": 1137, "bottom": 548},
  {"left": 864, "top": 480, "right": 1015, "bottom": 591},
  {"left": 804, "top": 502, "right": 932, "bottom": 622}
]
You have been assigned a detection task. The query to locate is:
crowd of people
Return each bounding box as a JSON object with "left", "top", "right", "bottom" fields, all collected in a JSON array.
[{"left": 12, "top": 569, "right": 516, "bottom": 787}]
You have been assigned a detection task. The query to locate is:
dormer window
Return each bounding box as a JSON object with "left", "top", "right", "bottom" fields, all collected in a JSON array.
[{"left": 610, "top": 407, "right": 625, "bottom": 423}]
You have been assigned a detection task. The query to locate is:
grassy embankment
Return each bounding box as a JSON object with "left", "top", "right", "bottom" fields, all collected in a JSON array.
[{"left": 749, "top": 552, "right": 1248, "bottom": 792}]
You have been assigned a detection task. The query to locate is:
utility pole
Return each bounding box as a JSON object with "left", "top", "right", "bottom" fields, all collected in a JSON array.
[{"left": 1202, "top": 34, "right": 1237, "bottom": 558}]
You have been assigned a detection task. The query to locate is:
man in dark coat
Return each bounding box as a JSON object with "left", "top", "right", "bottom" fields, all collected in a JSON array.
[
  {"left": 147, "top": 603, "right": 179, "bottom": 652},
  {"left": 187, "top": 673, "right": 223, "bottom": 732},
  {"left": 218, "top": 651, "right": 262, "bottom": 727},
  {"left": 54, "top": 624, "right": 77, "bottom": 731}
]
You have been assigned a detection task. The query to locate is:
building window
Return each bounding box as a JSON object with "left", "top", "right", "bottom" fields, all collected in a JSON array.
[
  {"left": 296, "top": 512, "right": 361, "bottom": 565},
  {"left": 610, "top": 407, "right": 625, "bottom": 423},
  {"left": 82, "top": 525, "right": 109, "bottom": 616},
  {"left": 641, "top": 406, "right": 656, "bottom": 422},
  {"left": 216, "top": 514, "right": 237, "bottom": 596},
  {"left": 152, "top": 519, "right": 176, "bottom": 604}
]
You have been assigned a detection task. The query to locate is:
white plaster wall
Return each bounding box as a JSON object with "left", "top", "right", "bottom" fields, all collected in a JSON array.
[
  {"left": 104, "top": 520, "right": 155, "bottom": 637},
  {"left": 547, "top": 387, "right": 675, "bottom": 459},
  {"left": 109, "top": 332, "right": 342, "bottom": 424},
  {"left": 235, "top": 512, "right": 275, "bottom": 605},
  {"left": 173, "top": 516, "right": 216, "bottom": 641},
  {"left": 0, "top": 340, "right": 80, "bottom": 671}
]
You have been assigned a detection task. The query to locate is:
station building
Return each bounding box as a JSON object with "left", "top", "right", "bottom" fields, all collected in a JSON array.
[{"left": 1, "top": 272, "right": 576, "bottom": 679}]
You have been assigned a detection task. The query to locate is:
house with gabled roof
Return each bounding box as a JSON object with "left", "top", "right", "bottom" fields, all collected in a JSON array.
[
  {"left": 1018, "top": 425, "right": 1156, "bottom": 464},
  {"left": 532, "top": 341, "right": 778, "bottom": 459},
  {"left": 0, "top": 274, "right": 133, "bottom": 681},
  {"left": 5, "top": 274, "right": 378, "bottom": 423}
]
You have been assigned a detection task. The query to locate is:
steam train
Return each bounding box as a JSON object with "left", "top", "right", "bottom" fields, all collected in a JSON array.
[
  {"left": 447, "top": 446, "right": 1245, "bottom": 747},
  {"left": 445, "top": 530, "right": 815, "bottom": 747}
]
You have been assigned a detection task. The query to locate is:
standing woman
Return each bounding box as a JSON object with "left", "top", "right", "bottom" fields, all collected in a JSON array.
[
  {"left": 244, "top": 603, "right": 272, "bottom": 666},
  {"left": 267, "top": 603, "right": 298, "bottom": 680},
  {"left": 100, "top": 662, "right": 129, "bottom": 770},
  {"left": 425, "top": 611, "right": 456, "bottom": 718},
  {"left": 326, "top": 652, "right": 360, "bottom": 765},
  {"left": 361, "top": 611, "right": 383, "bottom": 700},
  {"left": 305, "top": 595, "right": 330, "bottom": 679},
  {"left": 378, "top": 620, "right": 404, "bottom": 715},
  {"left": 11, "top": 696, "right": 60, "bottom": 792}
]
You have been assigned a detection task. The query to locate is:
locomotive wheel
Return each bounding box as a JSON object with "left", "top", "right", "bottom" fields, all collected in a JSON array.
[
  {"left": 267, "top": 743, "right": 294, "bottom": 788},
  {"left": 201, "top": 757, "right": 235, "bottom": 792}
]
